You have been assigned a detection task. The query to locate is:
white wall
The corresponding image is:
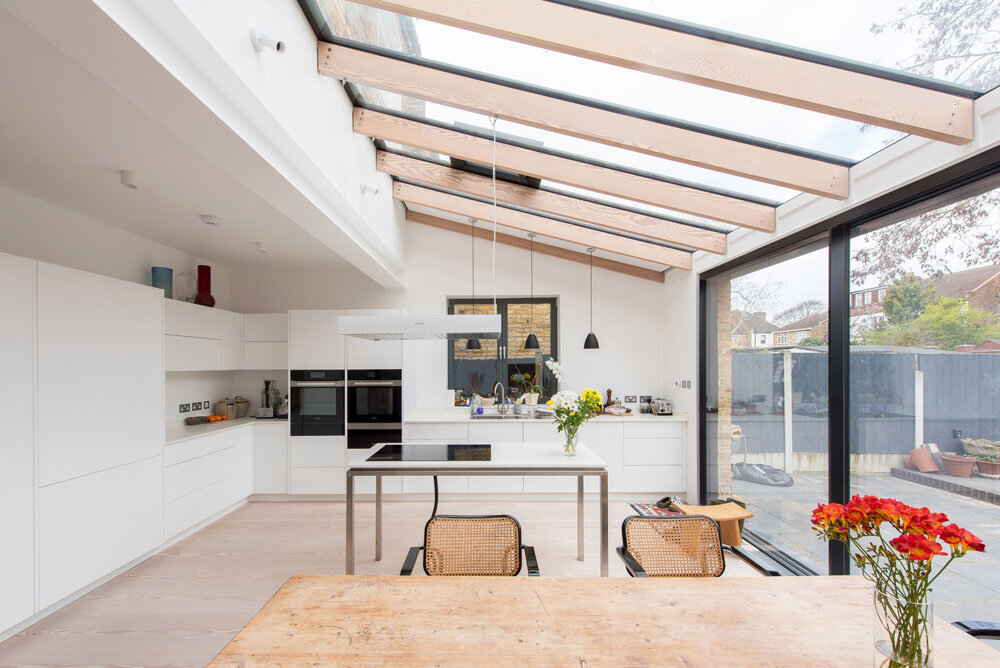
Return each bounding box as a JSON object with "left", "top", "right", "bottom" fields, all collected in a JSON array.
[
  {"left": 230, "top": 222, "right": 673, "bottom": 410},
  {"left": 0, "top": 183, "right": 233, "bottom": 308}
]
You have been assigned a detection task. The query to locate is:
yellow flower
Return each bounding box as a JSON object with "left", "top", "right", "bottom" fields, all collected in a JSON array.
[
  {"left": 581, "top": 388, "right": 600, "bottom": 402},
  {"left": 546, "top": 399, "right": 554, "bottom": 406}
]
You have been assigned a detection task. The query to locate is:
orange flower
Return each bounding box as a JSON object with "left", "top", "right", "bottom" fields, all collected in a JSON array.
[
  {"left": 890, "top": 534, "right": 945, "bottom": 562},
  {"left": 939, "top": 524, "right": 986, "bottom": 555},
  {"left": 905, "top": 508, "right": 949, "bottom": 536},
  {"left": 811, "top": 503, "right": 846, "bottom": 529}
]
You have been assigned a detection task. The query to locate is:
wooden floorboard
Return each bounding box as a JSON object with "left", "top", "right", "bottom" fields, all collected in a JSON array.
[{"left": 0, "top": 497, "right": 760, "bottom": 667}]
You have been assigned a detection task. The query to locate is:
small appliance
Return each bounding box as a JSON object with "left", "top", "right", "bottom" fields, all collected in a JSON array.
[{"left": 652, "top": 398, "right": 673, "bottom": 416}]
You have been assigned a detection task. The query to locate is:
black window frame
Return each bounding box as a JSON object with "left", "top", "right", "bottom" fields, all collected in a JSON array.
[{"left": 699, "top": 144, "right": 1000, "bottom": 576}]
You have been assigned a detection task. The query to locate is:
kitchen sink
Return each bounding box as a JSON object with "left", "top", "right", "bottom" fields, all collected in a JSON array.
[{"left": 470, "top": 412, "right": 552, "bottom": 420}]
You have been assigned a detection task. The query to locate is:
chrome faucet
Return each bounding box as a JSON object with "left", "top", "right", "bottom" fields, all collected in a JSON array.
[{"left": 493, "top": 382, "right": 506, "bottom": 415}]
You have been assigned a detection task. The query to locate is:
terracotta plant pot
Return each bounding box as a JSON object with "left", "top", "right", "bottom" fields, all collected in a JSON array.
[
  {"left": 941, "top": 453, "right": 976, "bottom": 478},
  {"left": 977, "top": 459, "right": 1000, "bottom": 477},
  {"left": 909, "top": 448, "right": 939, "bottom": 473}
]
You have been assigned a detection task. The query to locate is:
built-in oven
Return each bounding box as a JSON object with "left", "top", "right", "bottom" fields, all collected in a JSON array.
[
  {"left": 289, "top": 370, "right": 345, "bottom": 437},
  {"left": 347, "top": 369, "right": 402, "bottom": 449}
]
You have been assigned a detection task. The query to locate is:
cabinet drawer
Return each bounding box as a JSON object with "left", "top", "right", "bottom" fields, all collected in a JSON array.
[
  {"left": 623, "top": 422, "right": 683, "bottom": 439},
  {"left": 290, "top": 437, "right": 345, "bottom": 467},
  {"left": 290, "top": 467, "right": 346, "bottom": 494},
  {"left": 624, "top": 465, "right": 684, "bottom": 493},
  {"left": 164, "top": 299, "right": 220, "bottom": 339},
  {"left": 165, "top": 335, "right": 220, "bottom": 371},
  {"left": 468, "top": 421, "right": 523, "bottom": 443},
  {"left": 244, "top": 341, "right": 288, "bottom": 369},
  {"left": 404, "top": 422, "right": 469, "bottom": 441},
  {"left": 165, "top": 427, "right": 249, "bottom": 466},
  {"left": 522, "top": 422, "right": 561, "bottom": 442},
  {"left": 165, "top": 446, "right": 240, "bottom": 503},
  {"left": 623, "top": 438, "right": 684, "bottom": 466},
  {"left": 164, "top": 473, "right": 246, "bottom": 538},
  {"left": 243, "top": 314, "right": 288, "bottom": 342}
]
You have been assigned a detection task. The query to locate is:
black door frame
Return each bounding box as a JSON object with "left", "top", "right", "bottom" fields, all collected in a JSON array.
[{"left": 698, "top": 144, "right": 1000, "bottom": 576}]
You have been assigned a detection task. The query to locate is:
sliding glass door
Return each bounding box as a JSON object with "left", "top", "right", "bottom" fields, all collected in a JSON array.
[{"left": 703, "top": 239, "right": 829, "bottom": 573}]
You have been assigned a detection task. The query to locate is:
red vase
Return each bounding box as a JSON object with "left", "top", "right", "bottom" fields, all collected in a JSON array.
[{"left": 194, "top": 264, "right": 215, "bottom": 307}]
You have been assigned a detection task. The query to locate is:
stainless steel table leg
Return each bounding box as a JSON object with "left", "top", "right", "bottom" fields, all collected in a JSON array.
[
  {"left": 375, "top": 475, "right": 382, "bottom": 562},
  {"left": 346, "top": 470, "right": 355, "bottom": 575},
  {"left": 600, "top": 472, "right": 608, "bottom": 577},
  {"left": 577, "top": 475, "right": 584, "bottom": 561}
]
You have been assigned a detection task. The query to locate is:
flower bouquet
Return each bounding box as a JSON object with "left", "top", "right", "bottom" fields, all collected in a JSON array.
[
  {"left": 812, "top": 496, "right": 985, "bottom": 667},
  {"left": 544, "top": 359, "right": 601, "bottom": 455}
]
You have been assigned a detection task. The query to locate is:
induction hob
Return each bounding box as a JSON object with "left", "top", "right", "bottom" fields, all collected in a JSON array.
[{"left": 367, "top": 443, "right": 491, "bottom": 462}]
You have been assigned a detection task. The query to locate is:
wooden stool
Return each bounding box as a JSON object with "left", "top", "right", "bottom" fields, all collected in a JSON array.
[{"left": 673, "top": 502, "right": 753, "bottom": 547}]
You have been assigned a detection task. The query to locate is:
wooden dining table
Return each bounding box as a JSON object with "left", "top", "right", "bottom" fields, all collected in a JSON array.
[{"left": 207, "top": 575, "right": 998, "bottom": 667}]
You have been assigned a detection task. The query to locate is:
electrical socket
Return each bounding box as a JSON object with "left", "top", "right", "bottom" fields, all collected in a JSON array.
[
  {"left": 192, "top": 401, "right": 202, "bottom": 411},
  {"left": 204, "top": 399, "right": 211, "bottom": 409},
  {"left": 624, "top": 395, "right": 637, "bottom": 403},
  {"left": 179, "top": 403, "right": 191, "bottom": 413}
]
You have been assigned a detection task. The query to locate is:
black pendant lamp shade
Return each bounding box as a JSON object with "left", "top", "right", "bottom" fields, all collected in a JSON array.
[
  {"left": 466, "top": 217, "right": 480, "bottom": 351},
  {"left": 524, "top": 233, "right": 539, "bottom": 350},
  {"left": 584, "top": 247, "right": 599, "bottom": 349}
]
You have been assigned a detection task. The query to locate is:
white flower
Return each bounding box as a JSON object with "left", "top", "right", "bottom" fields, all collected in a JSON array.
[
  {"left": 550, "top": 390, "right": 578, "bottom": 410},
  {"left": 545, "top": 358, "right": 566, "bottom": 383}
]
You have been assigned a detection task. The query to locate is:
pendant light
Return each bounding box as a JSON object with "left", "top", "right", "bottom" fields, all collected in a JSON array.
[
  {"left": 524, "top": 233, "right": 539, "bottom": 350},
  {"left": 583, "top": 248, "right": 600, "bottom": 349},
  {"left": 466, "top": 217, "right": 481, "bottom": 350}
]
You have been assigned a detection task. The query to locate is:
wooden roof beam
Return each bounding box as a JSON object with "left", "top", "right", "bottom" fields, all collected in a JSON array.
[
  {"left": 378, "top": 151, "right": 726, "bottom": 253},
  {"left": 407, "top": 210, "right": 665, "bottom": 283},
  {"left": 320, "top": 43, "right": 849, "bottom": 198},
  {"left": 345, "top": 0, "right": 974, "bottom": 145},
  {"left": 394, "top": 182, "right": 692, "bottom": 270},
  {"left": 355, "top": 109, "right": 776, "bottom": 232}
]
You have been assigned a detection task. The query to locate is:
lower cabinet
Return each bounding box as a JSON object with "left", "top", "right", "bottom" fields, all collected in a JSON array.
[
  {"left": 254, "top": 423, "right": 289, "bottom": 494},
  {"left": 164, "top": 427, "right": 252, "bottom": 539},
  {"left": 39, "top": 456, "right": 164, "bottom": 609},
  {"left": 290, "top": 436, "right": 349, "bottom": 494},
  {"left": 290, "top": 467, "right": 346, "bottom": 494}
]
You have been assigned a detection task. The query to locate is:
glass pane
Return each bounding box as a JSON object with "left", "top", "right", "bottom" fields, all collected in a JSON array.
[
  {"left": 364, "top": 90, "right": 796, "bottom": 203},
  {"left": 704, "top": 241, "right": 829, "bottom": 573},
  {"left": 849, "top": 183, "right": 1000, "bottom": 624},
  {"left": 313, "top": 0, "right": 908, "bottom": 163},
  {"left": 449, "top": 302, "right": 500, "bottom": 405},
  {"left": 505, "top": 301, "right": 557, "bottom": 402},
  {"left": 608, "top": 1, "right": 998, "bottom": 92}
]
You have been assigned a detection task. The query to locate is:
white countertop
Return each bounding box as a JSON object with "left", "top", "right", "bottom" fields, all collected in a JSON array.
[
  {"left": 347, "top": 442, "right": 606, "bottom": 470},
  {"left": 165, "top": 417, "right": 286, "bottom": 446},
  {"left": 403, "top": 409, "right": 688, "bottom": 423}
]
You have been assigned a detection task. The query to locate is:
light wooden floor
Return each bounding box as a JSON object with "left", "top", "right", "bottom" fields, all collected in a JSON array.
[{"left": 0, "top": 496, "right": 760, "bottom": 668}]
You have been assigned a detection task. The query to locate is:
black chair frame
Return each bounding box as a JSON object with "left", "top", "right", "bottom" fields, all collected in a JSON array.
[{"left": 400, "top": 514, "right": 539, "bottom": 577}]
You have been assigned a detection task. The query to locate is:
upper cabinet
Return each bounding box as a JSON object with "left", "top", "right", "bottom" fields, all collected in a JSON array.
[
  {"left": 346, "top": 308, "right": 403, "bottom": 370},
  {"left": 164, "top": 299, "right": 220, "bottom": 338},
  {"left": 243, "top": 313, "right": 288, "bottom": 370},
  {"left": 289, "top": 310, "right": 345, "bottom": 370},
  {"left": 36, "top": 262, "right": 164, "bottom": 486}
]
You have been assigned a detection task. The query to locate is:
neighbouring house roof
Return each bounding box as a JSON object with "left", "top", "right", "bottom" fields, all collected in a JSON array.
[
  {"left": 775, "top": 312, "right": 827, "bottom": 333},
  {"left": 850, "top": 303, "right": 885, "bottom": 317},
  {"left": 730, "top": 311, "right": 777, "bottom": 335},
  {"left": 928, "top": 264, "right": 1000, "bottom": 300},
  {"left": 973, "top": 339, "right": 1000, "bottom": 352}
]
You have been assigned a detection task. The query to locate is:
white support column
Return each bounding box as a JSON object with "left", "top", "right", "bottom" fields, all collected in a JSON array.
[
  {"left": 914, "top": 355, "right": 924, "bottom": 447},
  {"left": 783, "top": 349, "right": 794, "bottom": 473}
]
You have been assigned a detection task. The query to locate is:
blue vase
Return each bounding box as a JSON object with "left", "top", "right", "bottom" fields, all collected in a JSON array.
[{"left": 151, "top": 266, "right": 173, "bottom": 298}]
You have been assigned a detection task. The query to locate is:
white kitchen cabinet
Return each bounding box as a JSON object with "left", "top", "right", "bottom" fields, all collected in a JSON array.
[
  {"left": 254, "top": 423, "right": 289, "bottom": 494},
  {"left": 404, "top": 421, "right": 469, "bottom": 441},
  {"left": 0, "top": 252, "right": 36, "bottom": 632},
  {"left": 468, "top": 422, "right": 524, "bottom": 493},
  {"left": 163, "top": 427, "right": 252, "bottom": 538},
  {"left": 163, "top": 299, "right": 220, "bottom": 339},
  {"left": 38, "top": 455, "right": 163, "bottom": 608},
  {"left": 624, "top": 465, "right": 684, "bottom": 493},
  {"left": 522, "top": 421, "right": 561, "bottom": 442},
  {"left": 244, "top": 341, "right": 288, "bottom": 369},
  {"left": 164, "top": 334, "right": 221, "bottom": 371},
  {"left": 290, "top": 436, "right": 346, "bottom": 467},
  {"left": 220, "top": 310, "right": 243, "bottom": 370},
  {"left": 623, "top": 438, "right": 684, "bottom": 466},
  {"left": 290, "top": 467, "right": 346, "bottom": 494},
  {"left": 346, "top": 308, "right": 403, "bottom": 370},
  {"left": 623, "top": 420, "right": 685, "bottom": 494},
  {"left": 582, "top": 422, "right": 624, "bottom": 492},
  {"left": 288, "top": 309, "right": 345, "bottom": 369},
  {"left": 244, "top": 313, "right": 288, "bottom": 342},
  {"left": 37, "top": 262, "right": 163, "bottom": 487}
]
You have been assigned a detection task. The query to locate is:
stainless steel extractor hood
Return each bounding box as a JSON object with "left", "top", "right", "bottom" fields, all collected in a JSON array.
[{"left": 338, "top": 314, "right": 501, "bottom": 341}]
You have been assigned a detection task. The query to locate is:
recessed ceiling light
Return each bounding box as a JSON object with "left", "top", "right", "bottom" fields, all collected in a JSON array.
[
  {"left": 200, "top": 214, "right": 223, "bottom": 226},
  {"left": 120, "top": 170, "right": 138, "bottom": 190}
]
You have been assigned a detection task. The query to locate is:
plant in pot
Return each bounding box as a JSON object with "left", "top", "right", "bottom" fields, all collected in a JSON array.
[
  {"left": 813, "top": 496, "right": 985, "bottom": 667},
  {"left": 977, "top": 455, "right": 1000, "bottom": 477},
  {"left": 511, "top": 367, "right": 539, "bottom": 405},
  {"left": 941, "top": 452, "right": 977, "bottom": 478}
]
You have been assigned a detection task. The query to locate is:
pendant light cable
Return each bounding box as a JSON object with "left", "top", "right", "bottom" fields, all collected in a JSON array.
[
  {"left": 470, "top": 218, "right": 476, "bottom": 302},
  {"left": 589, "top": 248, "right": 594, "bottom": 332},
  {"left": 489, "top": 115, "right": 498, "bottom": 313}
]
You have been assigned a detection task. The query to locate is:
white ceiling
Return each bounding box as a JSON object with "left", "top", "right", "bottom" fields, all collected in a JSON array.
[{"left": 0, "top": 5, "right": 343, "bottom": 269}]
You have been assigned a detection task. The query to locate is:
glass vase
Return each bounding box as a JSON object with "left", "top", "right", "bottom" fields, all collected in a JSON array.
[
  {"left": 873, "top": 587, "right": 933, "bottom": 668},
  {"left": 563, "top": 428, "right": 578, "bottom": 456}
]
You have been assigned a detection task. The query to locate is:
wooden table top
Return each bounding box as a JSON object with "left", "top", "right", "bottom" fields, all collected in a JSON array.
[{"left": 208, "top": 575, "right": 999, "bottom": 667}]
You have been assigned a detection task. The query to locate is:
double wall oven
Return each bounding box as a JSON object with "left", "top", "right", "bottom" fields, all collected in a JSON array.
[
  {"left": 347, "top": 369, "right": 402, "bottom": 449},
  {"left": 289, "top": 370, "right": 345, "bottom": 437}
]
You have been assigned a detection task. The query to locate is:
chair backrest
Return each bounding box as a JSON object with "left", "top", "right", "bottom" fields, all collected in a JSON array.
[
  {"left": 423, "top": 515, "right": 522, "bottom": 576},
  {"left": 622, "top": 515, "right": 725, "bottom": 577}
]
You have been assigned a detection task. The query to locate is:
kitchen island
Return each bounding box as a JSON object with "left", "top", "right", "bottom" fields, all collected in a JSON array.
[{"left": 346, "top": 443, "right": 610, "bottom": 575}]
